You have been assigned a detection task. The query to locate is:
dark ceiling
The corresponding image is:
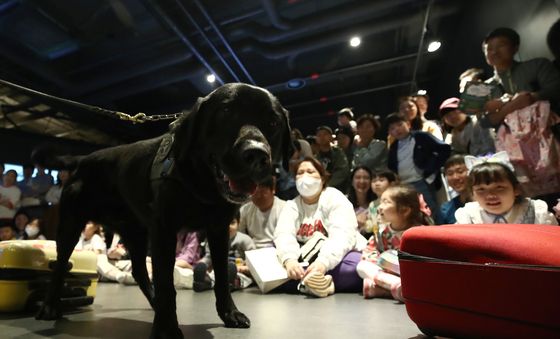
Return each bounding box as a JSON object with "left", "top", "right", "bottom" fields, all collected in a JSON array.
[{"left": 0, "top": 0, "right": 558, "bottom": 163}]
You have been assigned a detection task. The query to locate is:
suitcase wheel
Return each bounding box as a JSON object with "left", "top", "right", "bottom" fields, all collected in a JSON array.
[{"left": 418, "top": 327, "right": 437, "bottom": 337}]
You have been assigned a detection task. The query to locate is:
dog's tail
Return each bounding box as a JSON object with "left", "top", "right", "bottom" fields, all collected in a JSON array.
[{"left": 31, "top": 146, "right": 81, "bottom": 170}]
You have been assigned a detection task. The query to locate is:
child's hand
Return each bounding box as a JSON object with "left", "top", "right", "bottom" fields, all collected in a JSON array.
[
  {"left": 303, "top": 261, "right": 327, "bottom": 278},
  {"left": 285, "top": 259, "right": 305, "bottom": 280},
  {"left": 237, "top": 265, "right": 250, "bottom": 275},
  {"left": 356, "top": 212, "right": 367, "bottom": 228}
]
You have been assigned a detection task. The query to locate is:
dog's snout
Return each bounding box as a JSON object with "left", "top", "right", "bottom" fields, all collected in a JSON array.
[{"left": 241, "top": 141, "right": 271, "bottom": 172}]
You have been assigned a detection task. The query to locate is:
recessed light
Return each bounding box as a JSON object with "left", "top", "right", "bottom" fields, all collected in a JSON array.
[
  {"left": 286, "top": 78, "right": 306, "bottom": 90},
  {"left": 427, "top": 40, "right": 441, "bottom": 53},
  {"left": 349, "top": 36, "right": 361, "bottom": 47}
]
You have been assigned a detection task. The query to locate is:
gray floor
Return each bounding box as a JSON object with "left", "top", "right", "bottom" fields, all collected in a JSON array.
[{"left": 1, "top": 283, "right": 427, "bottom": 339}]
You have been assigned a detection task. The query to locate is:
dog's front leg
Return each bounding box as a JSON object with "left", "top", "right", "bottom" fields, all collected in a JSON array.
[
  {"left": 149, "top": 230, "right": 183, "bottom": 339},
  {"left": 36, "top": 213, "right": 84, "bottom": 320},
  {"left": 208, "top": 225, "right": 250, "bottom": 328}
]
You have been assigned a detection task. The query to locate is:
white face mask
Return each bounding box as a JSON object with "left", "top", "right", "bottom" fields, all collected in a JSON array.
[
  {"left": 296, "top": 175, "right": 323, "bottom": 198},
  {"left": 25, "top": 225, "right": 39, "bottom": 238}
]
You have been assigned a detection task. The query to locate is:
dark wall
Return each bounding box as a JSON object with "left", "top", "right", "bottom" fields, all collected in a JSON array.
[{"left": 1, "top": 128, "right": 104, "bottom": 165}]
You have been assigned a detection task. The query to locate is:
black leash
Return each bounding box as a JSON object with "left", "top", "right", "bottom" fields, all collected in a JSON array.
[{"left": 0, "top": 78, "right": 183, "bottom": 124}]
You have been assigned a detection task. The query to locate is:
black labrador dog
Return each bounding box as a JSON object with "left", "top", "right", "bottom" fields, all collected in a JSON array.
[{"left": 34, "top": 83, "right": 293, "bottom": 338}]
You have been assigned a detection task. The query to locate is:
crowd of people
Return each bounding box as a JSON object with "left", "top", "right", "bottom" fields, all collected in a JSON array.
[{"left": 1, "top": 26, "right": 560, "bottom": 302}]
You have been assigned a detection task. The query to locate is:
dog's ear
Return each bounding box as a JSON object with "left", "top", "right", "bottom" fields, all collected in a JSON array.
[
  {"left": 281, "top": 108, "right": 294, "bottom": 171},
  {"left": 172, "top": 96, "right": 206, "bottom": 162}
]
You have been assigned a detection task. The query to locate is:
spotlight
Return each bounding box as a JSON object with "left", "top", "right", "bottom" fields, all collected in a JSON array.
[
  {"left": 349, "top": 36, "right": 361, "bottom": 47},
  {"left": 206, "top": 74, "right": 216, "bottom": 83},
  {"left": 427, "top": 40, "right": 441, "bottom": 53}
]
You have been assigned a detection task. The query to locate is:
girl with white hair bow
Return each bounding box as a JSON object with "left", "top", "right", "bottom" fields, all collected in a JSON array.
[{"left": 455, "top": 152, "right": 558, "bottom": 225}]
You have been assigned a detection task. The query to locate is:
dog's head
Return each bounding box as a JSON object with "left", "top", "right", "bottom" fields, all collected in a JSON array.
[{"left": 173, "top": 83, "right": 293, "bottom": 204}]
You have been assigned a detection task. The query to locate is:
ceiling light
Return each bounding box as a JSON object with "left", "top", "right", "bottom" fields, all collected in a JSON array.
[
  {"left": 349, "top": 36, "right": 361, "bottom": 47},
  {"left": 206, "top": 74, "right": 216, "bottom": 83},
  {"left": 427, "top": 40, "right": 441, "bottom": 53},
  {"left": 286, "top": 78, "right": 306, "bottom": 90}
]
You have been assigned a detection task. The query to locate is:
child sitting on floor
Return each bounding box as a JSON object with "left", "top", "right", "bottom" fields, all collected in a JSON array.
[
  {"left": 75, "top": 221, "right": 106, "bottom": 254},
  {"left": 357, "top": 184, "right": 433, "bottom": 301},
  {"left": 192, "top": 211, "right": 256, "bottom": 291},
  {"left": 455, "top": 152, "right": 558, "bottom": 225},
  {"left": 363, "top": 170, "right": 399, "bottom": 236},
  {"left": 96, "top": 233, "right": 137, "bottom": 285},
  {"left": 172, "top": 230, "right": 201, "bottom": 289}
]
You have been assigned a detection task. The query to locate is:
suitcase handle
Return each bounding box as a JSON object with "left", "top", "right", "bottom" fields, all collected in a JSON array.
[{"left": 398, "top": 251, "right": 560, "bottom": 270}]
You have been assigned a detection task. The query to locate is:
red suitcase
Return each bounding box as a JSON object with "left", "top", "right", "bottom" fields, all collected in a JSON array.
[{"left": 399, "top": 224, "right": 560, "bottom": 339}]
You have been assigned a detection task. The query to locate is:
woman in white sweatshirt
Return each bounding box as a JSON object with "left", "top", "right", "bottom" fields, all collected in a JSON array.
[{"left": 274, "top": 157, "right": 365, "bottom": 296}]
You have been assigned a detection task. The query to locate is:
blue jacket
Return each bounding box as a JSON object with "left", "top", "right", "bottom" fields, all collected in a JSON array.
[{"left": 388, "top": 131, "right": 451, "bottom": 185}]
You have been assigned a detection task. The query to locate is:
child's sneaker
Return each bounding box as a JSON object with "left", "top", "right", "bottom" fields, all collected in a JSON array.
[
  {"left": 116, "top": 271, "right": 136, "bottom": 285},
  {"left": 173, "top": 266, "right": 193, "bottom": 289},
  {"left": 193, "top": 262, "right": 213, "bottom": 292},
  {"left": 298, "top": 271, "right": 335, "bottom": 298},
  {"left": 390, "top": 281, "right": 404, "bottom": 302},
  {"left": 363, "top": 277, "right": 391, "bottom": 299}
]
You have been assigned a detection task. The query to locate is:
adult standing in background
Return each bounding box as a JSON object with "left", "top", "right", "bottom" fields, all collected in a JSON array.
[
  {"left": 337, "top": 107, "right": 357, "bottom": 133},
  {"left": 352, "top": 114, "right": 388, "bottom": 173},
  {"left": 482, "top": 27, "right": 560, "bottom": 208},
  {"left": 439, "top": 97, "right": 495, "bottom": 156},
  {"left": 482, "top": 27, "right": 560, "bottom": 126},
  {"left": 45, "top": 170, "right": 70, "bottom": 205},
  {"left": 314, "top": 125, "right": 350, "bottom": 194},
  {"left": 31, "top": 164, "right": 54, "bottom": 204},
  {"left": 0, "top": 170, "right": 21, "bottom": 220},
  {"left": 412, "top": 90, "right": 438, "bottom": 124},
  {"left": 291, "top": 128, "right": 313, "bottom": 158},
  {"left": 335, "top": 125, "right": 355, "bottom": 170},
  {"left": 547, "top": 19, "right": 560, "bottom": 71},
  {"left": 399, "top": 97, "right": 443, "bottom": 140}
]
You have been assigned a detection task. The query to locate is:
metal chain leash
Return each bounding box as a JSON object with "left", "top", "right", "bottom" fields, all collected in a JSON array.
[
  {"left": 0, "top": 78, "right": 184, "bottom": 124},
  {"left": 114, "top": 111, "right": 184, "bottom": 123}
]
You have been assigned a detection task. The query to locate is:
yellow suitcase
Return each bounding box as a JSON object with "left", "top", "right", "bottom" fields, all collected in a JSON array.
[{"left": 0, "top": 240, "right": 98, "bottom": 312}]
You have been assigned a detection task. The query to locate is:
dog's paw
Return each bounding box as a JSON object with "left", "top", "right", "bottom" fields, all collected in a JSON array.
[
  {"left": 221, "top": 309, "right": 251, "bottom": 328},
  {"left": 35, "top": 303, "right": 62, "bottom": 320}
]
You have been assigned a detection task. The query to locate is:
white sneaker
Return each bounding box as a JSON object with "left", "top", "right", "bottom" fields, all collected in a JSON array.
[
  {"left": 173, "top": 266, "right": 194, "bottom": 289},
  {"left": 116, "top": 271, "right": 136, "bottom": 285},
  {"left": 298, "top": 271, "right": 335, "bottom": 298}
]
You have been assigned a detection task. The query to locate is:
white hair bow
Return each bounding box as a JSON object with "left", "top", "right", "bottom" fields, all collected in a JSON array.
[{"left": 464, "top": 151, "right": 515, "bottom": 174}]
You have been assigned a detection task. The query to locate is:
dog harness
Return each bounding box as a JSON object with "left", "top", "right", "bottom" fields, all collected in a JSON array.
[{"left": 151, "top": 133, "right": 175, "bottom": 181}]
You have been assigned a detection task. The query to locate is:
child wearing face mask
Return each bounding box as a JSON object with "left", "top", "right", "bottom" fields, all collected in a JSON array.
[
  {"left": 23, "top": 218, "right": 46, "bottom": 240},
  {"left": 455, "top": 152, "right": 558, "bottom": 225},
  {"left": 274, "top": 157, "right": 367, "bottom": 298},
  {"left": 357, "top": 184, "right": 433, "bottom": 301}
]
